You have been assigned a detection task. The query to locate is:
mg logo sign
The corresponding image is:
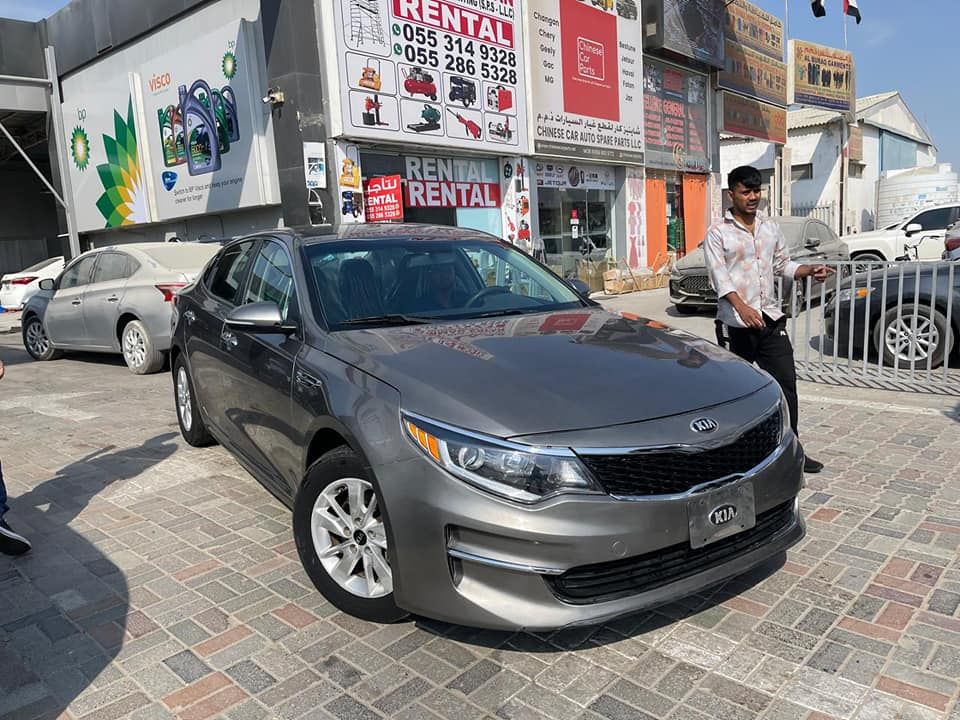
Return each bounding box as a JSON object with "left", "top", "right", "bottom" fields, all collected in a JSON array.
[{"left": 690, "top": 417, "right": 719, "bottom": 434}]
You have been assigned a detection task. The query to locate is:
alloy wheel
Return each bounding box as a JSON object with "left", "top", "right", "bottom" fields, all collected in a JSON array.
[
  {"left": 884, "top": 314, "right": 939, "bottom": 363},
  {"left": 310, "top": 478, "right": 392, "bottom": 598},
  {"left": 176, "top": 366, "right": 192, "bottom": 432},
  {"left": 26, "top": 320, "right": 50, "bottom": 356},
  {"left": 123, "top": 326, "right": 146, "bottom": 369}
]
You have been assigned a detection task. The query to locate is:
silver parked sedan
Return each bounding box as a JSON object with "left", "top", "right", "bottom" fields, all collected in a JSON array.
[
  {"left": 170, "top": 225, "right": 804, "bottom": 630},
  {"left": 22, "top": 243, "right": 219, "bottom": 374}
]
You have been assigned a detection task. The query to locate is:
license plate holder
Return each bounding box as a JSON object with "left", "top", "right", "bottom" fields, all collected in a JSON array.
[{"left": 688, "top": 481, "right": 756, "bottom": 549}]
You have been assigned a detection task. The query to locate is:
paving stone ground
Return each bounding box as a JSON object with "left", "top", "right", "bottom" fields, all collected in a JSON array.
[{"left": 1, "top": 327, "right": 960, "bottom": 720}]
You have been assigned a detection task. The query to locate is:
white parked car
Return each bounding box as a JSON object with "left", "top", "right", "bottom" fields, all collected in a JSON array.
[
  {"left": 843, "top": 203, "right": 960, "bottom": 265},
  {"left": 0, "top": 256, "right": 65, "bottom": 310}
]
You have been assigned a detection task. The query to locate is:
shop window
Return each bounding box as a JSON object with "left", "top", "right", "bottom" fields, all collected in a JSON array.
[
  {"left": 538, "top": 186, "right": 617, "bottom": 276},
  {"left": 849, "top": 163, "right": 864, "bottom": 179},
  {"left": 791, "top": 164, "right": 814, "bottom": 182}
]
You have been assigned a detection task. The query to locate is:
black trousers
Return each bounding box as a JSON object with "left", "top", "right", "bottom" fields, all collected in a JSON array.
[{"left": 725, "top": 315, "right": 799, "bottom": 436}]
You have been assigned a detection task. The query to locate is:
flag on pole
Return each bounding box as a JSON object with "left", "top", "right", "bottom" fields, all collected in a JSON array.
[
  {"left": 811, "top": 0, "right": 826, "bottom": 17},
  {"left": 844, "top": 0, "right": 861, "bottom": 24}
]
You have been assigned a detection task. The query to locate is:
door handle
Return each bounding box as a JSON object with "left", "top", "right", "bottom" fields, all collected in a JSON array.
[
  {"left": 221, "top": 330, "right": 238, "bottom": 349},
  {"left": 183, "top": 310, "right": 196, "bottom": 324},
  {"left": 71, "top": 299, "right": 82, "bottom": 306},
  {"left": 106, "top": 296, "right": 119, "bottom": 302}
]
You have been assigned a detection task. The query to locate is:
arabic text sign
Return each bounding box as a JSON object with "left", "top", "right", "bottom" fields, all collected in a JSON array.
[
  {"left": 364, "top": 174, "right": 404, "bottom": 221},
  {"left": 725, "top": 0, "right": 784, "bottom": 62},
  {"left": 528, "top": 0, "right": 645, "bottom": 165},
  {"left": 721, "top": 91, "right": 787, "bottom": 144},
  {"left": 788, "top": 39, "right": 855, "bottom": 113},
  {"left": 643, "top": 58, "right": 709, "bottom": 172},
  {"left": 719, "top": 39, "right": 787, "bottom": 107}
]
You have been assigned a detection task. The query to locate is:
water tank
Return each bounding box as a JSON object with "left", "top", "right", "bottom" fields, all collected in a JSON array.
[{"left": 876, "top": 164, "right": 959, "bottom": 228}]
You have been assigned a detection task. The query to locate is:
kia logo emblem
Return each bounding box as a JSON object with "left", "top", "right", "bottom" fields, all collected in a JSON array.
[
  {"left": 690, "top": 417, "right": 719, "bottom": 433},
  {"left": 709, "top": 504, "right": 737, "bottom": 526}
]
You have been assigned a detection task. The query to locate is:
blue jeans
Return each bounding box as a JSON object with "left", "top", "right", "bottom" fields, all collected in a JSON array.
[{"left": 0, "top": 461, "right": 7, "bottom": 519}]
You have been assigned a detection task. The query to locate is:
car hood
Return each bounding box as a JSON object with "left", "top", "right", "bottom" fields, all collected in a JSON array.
[
  {"left": 325, "top": 308, "right": 771, "bottom": 438},
  {"left": 675, "top": 247, "right": 706, "bottom": 272},
  {"left": 843, "top": 228, "right": 899, "bottom": 245}
]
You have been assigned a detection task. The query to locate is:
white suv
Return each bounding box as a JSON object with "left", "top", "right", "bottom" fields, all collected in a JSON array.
[{"left": 843, "top": 203, "right": 960, "bottom": 263}]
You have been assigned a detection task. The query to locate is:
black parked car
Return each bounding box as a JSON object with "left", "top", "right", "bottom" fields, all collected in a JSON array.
[{"left": 825, "top": 263, "right": 959, "bottom": 369}]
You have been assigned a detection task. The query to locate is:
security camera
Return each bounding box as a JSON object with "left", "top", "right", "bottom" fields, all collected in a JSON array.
[{"left": 262, "top": 87, "right": 285, "bottom": 106}]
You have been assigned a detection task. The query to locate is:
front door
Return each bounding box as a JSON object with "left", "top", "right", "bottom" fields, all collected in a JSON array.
[
  {"left": 82, "top": 252, "right": 137, "bottom": 349},
  {"left": 45, "top": 254, "right": 99, "bottom": 347}
]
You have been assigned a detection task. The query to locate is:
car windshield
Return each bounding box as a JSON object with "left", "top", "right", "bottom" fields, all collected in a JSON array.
[{"left": 304, "top": 238, "right": 584, "bottom": 329}]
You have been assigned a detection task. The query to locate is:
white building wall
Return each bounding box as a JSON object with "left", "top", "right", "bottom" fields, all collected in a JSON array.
[{"left": 785, "top": 124, "right": 841, "bottom": 231}]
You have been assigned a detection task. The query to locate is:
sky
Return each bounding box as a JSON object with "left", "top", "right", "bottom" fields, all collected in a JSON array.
[{"left": 1, "top": 0, "right": 956, "bottom": 168}]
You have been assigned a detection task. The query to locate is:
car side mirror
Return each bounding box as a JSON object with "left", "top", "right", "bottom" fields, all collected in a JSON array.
[
  {"left": 38, "top": 278, "right": 55, "bottom": 291},
  {"left": 225, "top": 302, "right": 296, "bottom": 333},
  {"left": 905, "top": 223, "right": 923, "bottom": 236},
  {"left": 805, "top": 237, "right": 820, "bottom": 248},
  {"left": 567, "top": 279, "right": 591, "bottom": 297}
]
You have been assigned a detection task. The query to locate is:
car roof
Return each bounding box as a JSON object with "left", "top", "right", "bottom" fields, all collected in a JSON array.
[{"left": 291, "top": 223, "right": 502, "bottom": 245}]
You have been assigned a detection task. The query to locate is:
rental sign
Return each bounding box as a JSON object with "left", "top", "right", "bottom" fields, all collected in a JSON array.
[{"left": 403, "top": 155, "right": 501, "bottom": 208}]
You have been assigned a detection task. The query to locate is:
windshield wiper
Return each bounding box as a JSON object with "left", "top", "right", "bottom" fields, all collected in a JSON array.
[
  {"left": 338, "top": 314, "right": 436, "bottom": 327},
  {"left": 473, "top": 308, "right": 533, "bottom": 319}
]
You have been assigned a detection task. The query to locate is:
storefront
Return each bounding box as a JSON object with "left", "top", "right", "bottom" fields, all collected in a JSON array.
[{"left": 642, "top": 57, "right": 711, "bottom": 261}]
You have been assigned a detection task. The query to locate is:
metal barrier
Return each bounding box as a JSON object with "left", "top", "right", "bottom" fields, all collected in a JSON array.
[{"left": 779, "top": 260, "right": 960, "bottom": 395}]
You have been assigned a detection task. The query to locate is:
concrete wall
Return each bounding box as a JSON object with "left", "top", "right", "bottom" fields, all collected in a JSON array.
[
  {"left": 788, "top": 124, "right": 841, "bottom": 231},
  {"left": 0, "top": 165, "right": 64, "bottom": 276}
]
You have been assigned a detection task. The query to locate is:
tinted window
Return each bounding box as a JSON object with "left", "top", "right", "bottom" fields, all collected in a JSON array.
[
  {"left": 912, "top": 208, "right": 956, "bottom": 231},
  {"left": 206, "top": 241, "right": 256, "bottom": 304},
  {"left": 59, "top": 255, "right": 98, "bottom": 289},
  {"left": 244, "top": 242, "right": 296, "bottom": 320},
  {"left": 814, "top": 222, "right": 836, "bottom": 245},
  {"left": 92, "top": 253, "right": 134, "bottom": 283}
]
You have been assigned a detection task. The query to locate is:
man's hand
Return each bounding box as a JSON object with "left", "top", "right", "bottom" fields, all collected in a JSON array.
[
  {"left": 799, "top": 264, "right": 834, "bottom": 282},
  {"left": 737, "top": 304, "right": 765, "bottom": 329},
  {"left": 0, "top": 359, "right": 5, "bottom": 381}
]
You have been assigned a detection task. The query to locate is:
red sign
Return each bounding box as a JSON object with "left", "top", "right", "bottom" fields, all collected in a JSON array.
[
  {"left": 404, "top": 180, "right": 500, "bottom": 208},
  {"left": 392, "top": 0, "right": 514, "bottom": 48},
  {"left": 365, "top": 175, "right": 404, "bottom": 222},
  {"left": 560, "top": 0, "right": 619, "bottom": 121}
]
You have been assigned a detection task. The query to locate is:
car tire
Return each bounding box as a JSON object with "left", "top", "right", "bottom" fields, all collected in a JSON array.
[
  {"left": 852, "top": 253, "right": 884, "bottom": 274},
  {"left": 293, "top": 447, "right": 407, "bottom": 624},
  {"left": 121, "top": 319, "right": 164, "bottom": 374},
  {"left": 874, "top": 305, "right": 949, "bottom": 370},
  {"left": 22, "top": 315, "right": 62, "bottom": 361},
  {"left": 675, "top": 305, "right": 699, "bottom": 315},
  {"left": 173, "top": 355, "right": 215, "bottom": 447}
]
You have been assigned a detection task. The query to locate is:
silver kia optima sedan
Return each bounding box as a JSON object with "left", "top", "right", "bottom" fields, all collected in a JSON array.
[
  {"left": 22, "top": 242, "right": 219, "bottom": 374},
  {"left": 170, "top": 225, "right": 804, "bottom": 630}
]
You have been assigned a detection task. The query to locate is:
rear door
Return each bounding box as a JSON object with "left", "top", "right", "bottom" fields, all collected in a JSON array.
[
  {"left": 222, "top": 238, "right": 304, "bottom": 496},
  {"left": 45, "top": 254, "right": 99, "bottom": 346},
  {"left": 184, "top": 240, "right": 258, "bottom": 434},
  {"left": 908, "top": 206, "right": 960, "bottom": 260},
  {"left": 82, "top": 252, "right": 139, "bottom": 349}
]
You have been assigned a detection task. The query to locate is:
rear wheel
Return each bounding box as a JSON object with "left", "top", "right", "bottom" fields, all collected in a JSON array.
[
  {"left": 173, "top": 355, "right": 215, "bottom": 447},
  {"left": 122, "top": 319, "right": 164, "bottom": 374},
  {"left": 293, "top": 447, "right": 407, "bottom": 623},
  {"left": 22, "top": 315, "right": 61, "bottom": 361},
  {"left": 852, "top": 253, "right": 885, "bottom": 274},
  {"left": 874, "top": 305, "right": 949, "bottom": 369}
]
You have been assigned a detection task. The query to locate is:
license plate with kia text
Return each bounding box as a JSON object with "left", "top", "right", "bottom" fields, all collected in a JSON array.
[{"left": 688, "top": 481, "right": 756, "bottom": 549}]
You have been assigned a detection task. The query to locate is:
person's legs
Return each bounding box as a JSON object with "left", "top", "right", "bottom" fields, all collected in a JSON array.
[
  {"left": 0, "top": 461, "right": 31, "bottom": 555},
  {"left": 753, "top": 318, "right": 822, "bottom": 473}
]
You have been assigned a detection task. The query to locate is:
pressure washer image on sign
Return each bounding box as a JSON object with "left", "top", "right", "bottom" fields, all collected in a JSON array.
[{"left": 156, "top": 78, "right": 241, "bottom": 176}]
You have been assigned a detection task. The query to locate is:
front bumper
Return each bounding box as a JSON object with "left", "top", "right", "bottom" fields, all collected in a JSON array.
[
  {"left": 377, "top": 432, "right": 804, "bottom": 630},
  {"left": 669, "top": 276, "right": 717, "bottom": 307}
]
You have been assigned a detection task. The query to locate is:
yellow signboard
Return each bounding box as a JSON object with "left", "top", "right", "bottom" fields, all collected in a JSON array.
[
  {"left": 720, "top": 39, "right": 788, "bottom": 107},
  {"left": 788, "top": 40, "right": 855, "bottom": 113},
  {"left": 725, "top": 0, "right": 784, "bottom": 62}
]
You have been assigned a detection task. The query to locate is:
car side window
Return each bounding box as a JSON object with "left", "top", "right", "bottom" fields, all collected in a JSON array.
[
  {"left": 206, "top": 241, "right": 256, "bottom": 305},
  {"left": 801, "top": 223, "right": 819, "bottom": 248},
  {"left": 911, "top": 208, "right": 954, "bottom": 231},
  {"left": 92, "top": 252, "right": 135, "bottom": 284},
  {"left": 244, "top": 241, "right": 297, "bottom": 320},
  {"left": 59, "top": 255, "right": 99, "bottom": 289}
]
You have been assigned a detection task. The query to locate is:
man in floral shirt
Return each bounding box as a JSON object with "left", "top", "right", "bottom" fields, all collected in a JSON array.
[{"left": 704, "top": 166, "right": 832, "bottom": 473}]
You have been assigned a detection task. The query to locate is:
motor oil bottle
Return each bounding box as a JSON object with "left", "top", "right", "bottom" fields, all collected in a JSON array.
[
  {"left": 220, "top": 85, "right": 240, "bottom": 143},
  {"left": 198, "top": 88, "right": 230, "bottom": 155},
  {"left": 158, "top": 104, "right": 186, "bottom": 167},
  {"left": 179, "top": 81, "right": 221, "bottom": 175}
]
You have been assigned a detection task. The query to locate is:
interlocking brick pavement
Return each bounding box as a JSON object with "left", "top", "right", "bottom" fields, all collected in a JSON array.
[{"left": 1, "top": 331, "right": 960, "bottom": 720}]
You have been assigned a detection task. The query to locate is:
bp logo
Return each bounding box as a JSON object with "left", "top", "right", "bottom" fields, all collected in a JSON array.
[
  {"left": 222, "top": 51, "right": 238, "bottom": 80},
  {"left": 70, "top": 126, "right": 90, "bottom": 171}
]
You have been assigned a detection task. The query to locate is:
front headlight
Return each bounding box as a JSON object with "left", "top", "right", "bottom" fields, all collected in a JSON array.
[
  {"left": 777, "top": 389, "right": 791, "bottom": 442},
  {"left": 402, "top": 413, "right": 602, "bottom": 503},
  {"left": 836, "top": 287, "right": 871, "bottom": 303}
]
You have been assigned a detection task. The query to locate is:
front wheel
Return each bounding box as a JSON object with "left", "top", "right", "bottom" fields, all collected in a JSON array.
[
  {"left": 852, "top": 253, "right": 885, "bottom": 274},
  {"left": 293, "top": 447, "right": 407, "bottom": 623},
  {"left": 874, "top": 305, "right": 949, "bottom": 369},
  {"left": 22, "top": 315, "right": 62, "bottom": 361}
]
